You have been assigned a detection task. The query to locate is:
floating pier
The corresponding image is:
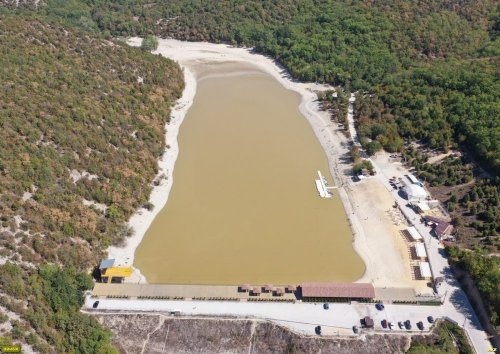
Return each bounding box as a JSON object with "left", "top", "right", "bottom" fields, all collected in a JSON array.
[{"left": 315, "top": 170, "right": 336, "bottom": 198}]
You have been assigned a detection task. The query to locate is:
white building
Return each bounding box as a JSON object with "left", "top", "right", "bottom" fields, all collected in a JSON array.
[{"left": 403, "top": 184, "right": 428, "bottom": 202}]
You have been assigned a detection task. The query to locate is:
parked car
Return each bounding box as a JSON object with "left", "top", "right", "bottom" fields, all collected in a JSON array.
[
  {"left": 404, "top": 320, "right": 412, "bottom": 330},
  {"left": 427, "top": 316, "right": 434, "bottom": 323},
  {"left": 388, "top": 322, "right": 394, "bottom": 330},
  {"left": 352, "top": 325, "right": 359, "bottom": 334},
  {"left": 375, "top": 302, "right": 385, "bottom": 311},
  {"left": 381, "top": 319, "right": 388, "bottom": 329},
  {"left": 315, "top": 326, "right": 322, "bottom": 335},
  {"left": 323, "top": 303, "right": 329, "bottom": 310},
  {"left": 417, "top": 321, "right": 424, "bottom": 330},
  {"left": 92, "top": 301, "right": 99, "bottom": 309},
  {"left": 398, "top": 321, "right": 404, "bottom": 329}
]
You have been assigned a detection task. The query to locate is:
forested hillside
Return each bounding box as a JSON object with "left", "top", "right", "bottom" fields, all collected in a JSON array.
[
  {"left": 21, "top": 0, "right": 498, "bottom": 175},
  {"left": 0, "top": 0, "right": 499, "bottom": 351},
  {"left": 0, "top": 14, "right": 183, "bottom": 352}
]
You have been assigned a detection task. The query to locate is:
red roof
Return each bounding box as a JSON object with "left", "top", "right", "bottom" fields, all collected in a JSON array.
[
  {"left": 425, "top": 215, "right": 453, "bottom": 236},
  {"left": 301, "top": 283, "right": 375, "bottom": 299},
  {"left": 252, "top": 287, "right": 261, "bottom": 294}
]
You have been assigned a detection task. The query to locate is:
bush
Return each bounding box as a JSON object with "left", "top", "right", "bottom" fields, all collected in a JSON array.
[{"left": 141, "top": 35, "right": 159, "bottom": 51}]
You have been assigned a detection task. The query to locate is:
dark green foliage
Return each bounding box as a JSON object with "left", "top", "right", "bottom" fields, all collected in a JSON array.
[
  {"left": 447, "top": 247, "right": 500, "bottom": 326},
  {"left": 353, "top": 160, "right": 374, "bottom": 175},
  {"left": 407, "top": 320, "right": 473, "bottom": 354},
  {"left": 417, "top": 157, "right": 474, "bottom": 187},
  {"left": 141, "top": 35, "right": 158, "bottom": 51},
  {"left": 319, "top": 89, "right": 349, "bottom": 129},
  {"left": 461, "top": 179, "right": 500, "bottom": 240}
]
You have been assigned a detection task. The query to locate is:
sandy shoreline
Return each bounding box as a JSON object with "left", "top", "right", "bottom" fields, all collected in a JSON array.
[
  {"left": 108, "top": 38, "right": 408, "bottom": 287},
  {"left": 106, "top": 41, "right": 197, "bottom": 281}
]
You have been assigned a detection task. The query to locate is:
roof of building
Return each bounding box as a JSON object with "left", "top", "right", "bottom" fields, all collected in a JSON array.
[
  {"left": 404, "top": 184, "right": 427, "bottom": 199},
  {"left": 252, "top": 287, "right": 261, "bottom": 294},
  {"left": 424, "top": 216, "right": 453, "bottom": 236},
  {"left": 415, "top": 201, "right": 430, "bottom": 211},
  {"left": 287, "top": 285, "right": 297, "bottom": 291},
  {"left": 407, "top": 226, "right": 423, "bottom": 241},
  {"left": 415, "top": 243, "right": 427, "bottom": 258},
  {"left": 435, "top": 222, "right": 453, "bottom": 237},
  {"left": 407, "top": 174, "right": 420, "bottom": 185},
  {"left": 99, "top": 259, "right": 115, "bottom": 269},
  {"left": 425, "top": 215, "right": 446, "bottom": 223},
  {"left": 101, "top": 266, "right": 133, "bottom": 278},
  {"left": 301, "top": 283, "right": 375, "bottom": 299},
  {"left": 419, "top": 262, "right": 432, "bottom": 278},
  {"left": 264, "top": 284, "right": 274, "bottom": 291}
]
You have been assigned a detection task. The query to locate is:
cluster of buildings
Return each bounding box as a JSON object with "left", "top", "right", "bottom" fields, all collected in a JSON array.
[
  {"left": 404, "top": 227, "right": 432, "bottom": 280},
  {"left": 401, "top": 174, "right": 454, "bottom": 240}
]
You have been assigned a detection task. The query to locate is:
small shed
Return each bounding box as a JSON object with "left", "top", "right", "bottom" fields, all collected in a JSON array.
[
  {"left": 99, "top": 259, "right": 115, "bottom": 270},
  {"left": 419, "top": 262, "right": 432, "bottom": 278},
  {"left": 407, "top": 227, "right": 423, "bottom": 241},
  {"left": 275, "top": 288, "right": 284, "bottom": 296},
  {"left": 251, "top": 287, "right": 261, "bottom": 296},
  {"left": 263, "top": 284, "right": 274, "bottom": 293},
  {"left": 286, "top": 285, "right": 297, "bottom": 293},
  {"left": 415, "top": 201, "right": 430, "bottom": 213},
  {"left": 407, "top": 174, "right": 421, "bottom": 185},
  {"left": 415, "top": 243, "right": 427, "bottom": 258},
  {"left": 240, "top": 284, "right": 251, "bottom": 292}
]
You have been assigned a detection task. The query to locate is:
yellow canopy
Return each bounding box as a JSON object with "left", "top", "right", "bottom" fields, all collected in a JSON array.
[{"left": 102, "top": 266, "right": 133, "bottom": 278}]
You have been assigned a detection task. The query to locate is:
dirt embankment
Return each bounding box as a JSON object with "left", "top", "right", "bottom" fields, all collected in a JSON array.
[{"left": 95, "top": 313, "right": 412, "bottom": 354}]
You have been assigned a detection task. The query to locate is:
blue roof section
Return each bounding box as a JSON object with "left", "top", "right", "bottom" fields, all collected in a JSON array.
[{"left": 99, "top": 259, "right": 115, "bottom": 269}]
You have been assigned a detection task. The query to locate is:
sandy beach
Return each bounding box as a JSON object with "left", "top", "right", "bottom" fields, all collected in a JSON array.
[{"left": 108, "top": 38, "right": 417, "bottom": 289}]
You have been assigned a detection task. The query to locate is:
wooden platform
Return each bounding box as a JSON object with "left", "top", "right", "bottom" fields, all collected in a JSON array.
[{"left": 92, "top": 283, "right": 297, "bottom": 301}]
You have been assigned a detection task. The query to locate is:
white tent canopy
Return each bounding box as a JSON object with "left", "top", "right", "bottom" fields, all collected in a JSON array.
[
  {"left": 415, "top": 243, "right": 427, "bottom": 258},
  {"left": 407, "top": 226, "right": 423, "bottom": 241},
  {"left": 419, "top": 262, "right": 432, "bottom": 277},
  {"left": 403, "top": 184, "right": 428, "bottom": 201}
]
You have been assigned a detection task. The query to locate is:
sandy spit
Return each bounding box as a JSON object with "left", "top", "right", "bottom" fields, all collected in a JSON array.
[{"left": 107, "top": 38, "right": 376, "bottom": 284}]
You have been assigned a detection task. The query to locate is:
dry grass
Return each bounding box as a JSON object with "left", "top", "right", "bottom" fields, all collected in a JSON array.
[{"left": 96, "top": 313, "right": 412, "bottom": 354}]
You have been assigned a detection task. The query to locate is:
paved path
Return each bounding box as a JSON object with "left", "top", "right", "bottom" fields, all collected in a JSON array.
[
  {"left": 85, "top": 296, "right": 439, "bottom": 336},
  {"left": 347, "top": 93, "right": 359, "bottom": 146}
]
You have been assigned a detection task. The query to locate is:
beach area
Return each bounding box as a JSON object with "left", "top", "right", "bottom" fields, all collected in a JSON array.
[{"left": 107, "top": 38, "right": 419, "bottom": 290}]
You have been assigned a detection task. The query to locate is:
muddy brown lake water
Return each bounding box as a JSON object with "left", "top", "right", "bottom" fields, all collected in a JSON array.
[{"left": 134, "top": 68, "right": 365, "bottom": 284}]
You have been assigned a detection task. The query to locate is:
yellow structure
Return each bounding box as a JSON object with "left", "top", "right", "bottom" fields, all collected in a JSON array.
[
  {"left": 102, "top": 267, "right": 133, "bottom": 278},
  {"left": 99, "top": 259, "right": 132, "bottom": 283}
]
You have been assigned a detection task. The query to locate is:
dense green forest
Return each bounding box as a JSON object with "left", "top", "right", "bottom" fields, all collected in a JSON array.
[{"left": 0, "top": 14, "right": 183, "bottom": 352}]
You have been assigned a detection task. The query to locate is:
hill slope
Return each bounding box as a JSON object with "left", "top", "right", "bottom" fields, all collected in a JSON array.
[{"left": 0, "top": 14, "right": 183, "bottom": 352}]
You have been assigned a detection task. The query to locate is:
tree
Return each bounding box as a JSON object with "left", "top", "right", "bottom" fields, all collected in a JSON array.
[
  {"left": 365, "top": 141, "right": 382, "bottom": 156},
  {"left": 141, "top": 35, "right": 159, "bottom": 52}
]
